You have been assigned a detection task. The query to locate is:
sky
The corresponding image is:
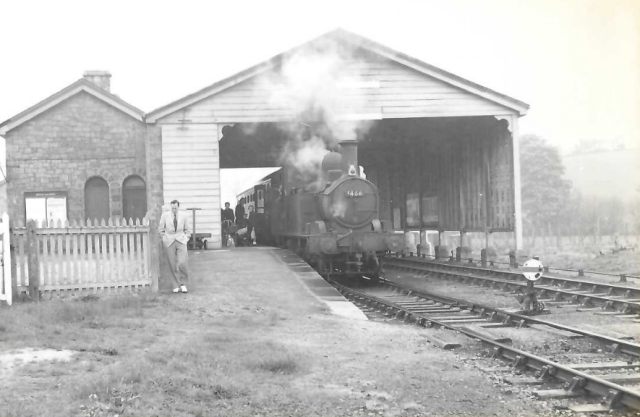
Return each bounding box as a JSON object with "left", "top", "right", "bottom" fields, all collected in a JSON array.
[
  {"left": 220, "top": 168, "right": 280, "bottom": 207},
  {"left": 0, "top": 0, "right": 638, "bottom": 185}
]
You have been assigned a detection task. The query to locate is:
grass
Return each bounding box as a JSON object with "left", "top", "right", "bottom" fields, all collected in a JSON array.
[
  {"left": 0, "top": 291, "right": 308, "bottom": 416},
  {"left": 254, "top": 353, "right": 302, "bottom": 374},
  {"left": 0, "top": 249, "right": 556, "bottom": 417}
]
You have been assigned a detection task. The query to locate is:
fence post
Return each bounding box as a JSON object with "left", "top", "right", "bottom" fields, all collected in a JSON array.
[
  {"left": 620, "top": 274, "right": 627, "bottom": 283},
  {"left": 2, "top": 213, "right": 12, "bottom": 306},
  {"left": 147, "top": 214, "right": 160, "bottom": 293},
  {"left": 26, "top": 220, "right": 39, "bottom": 301}
]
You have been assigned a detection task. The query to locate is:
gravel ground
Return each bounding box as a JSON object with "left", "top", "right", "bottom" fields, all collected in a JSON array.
[
  {"left": 387, "top": 268, "right": 640, "bottom": 343},
  {"left": 356, "top": 273, "right": 640, "bottom": 416}
]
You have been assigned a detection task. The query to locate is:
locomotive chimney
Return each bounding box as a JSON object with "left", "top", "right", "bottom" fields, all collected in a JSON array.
[{"left": 339, "top": 140, "right": 359, "bottom": 176}]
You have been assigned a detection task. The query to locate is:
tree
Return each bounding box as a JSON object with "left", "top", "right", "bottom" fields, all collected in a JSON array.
[{"left": 519, "top": 134, "right": 572, "bottom": 244}]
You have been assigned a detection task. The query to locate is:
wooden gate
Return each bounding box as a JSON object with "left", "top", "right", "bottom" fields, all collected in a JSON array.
[{"left": 11, "top": 217, "right": 152, "bottom": 298}]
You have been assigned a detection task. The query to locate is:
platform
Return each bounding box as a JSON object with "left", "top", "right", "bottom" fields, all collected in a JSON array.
[{"left": 176, "top": 246, "right": 367, "bottom": 321}]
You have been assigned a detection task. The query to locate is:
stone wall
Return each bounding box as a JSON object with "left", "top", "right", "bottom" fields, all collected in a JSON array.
[{"left": 5, "top": 91, "right": 148, "bottom": 223}]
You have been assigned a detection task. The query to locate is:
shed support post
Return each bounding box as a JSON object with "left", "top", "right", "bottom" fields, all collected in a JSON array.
[{"left": 511, "top": 116, "right": 523, "bottom": 250}]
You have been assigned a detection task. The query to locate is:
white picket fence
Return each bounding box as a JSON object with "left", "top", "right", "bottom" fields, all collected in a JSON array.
[
  {"left": 0, "top": 213, "right": 13, "bottom": 305},
  {"left": 10, "top": 217, "right": 152, "bottom": 298}
]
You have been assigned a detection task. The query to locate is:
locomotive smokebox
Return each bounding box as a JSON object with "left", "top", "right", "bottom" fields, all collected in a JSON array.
[{"left": 339, "top": 140, "right": 359, "bottom": 177}]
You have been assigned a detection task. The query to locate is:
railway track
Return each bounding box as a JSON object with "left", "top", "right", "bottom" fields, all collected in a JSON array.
[
  {"left": 383, "top": 256, "right": 640, "bottom": 318},
  {"left": 330, "top": 278, "right": 640, "bottom": 413}
]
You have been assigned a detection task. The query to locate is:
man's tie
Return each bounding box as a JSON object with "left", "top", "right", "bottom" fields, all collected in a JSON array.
[{"left": 173, "top": 214, "right": 177, "bottom": 232}]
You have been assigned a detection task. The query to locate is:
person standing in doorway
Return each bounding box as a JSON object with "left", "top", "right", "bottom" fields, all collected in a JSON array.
[
  {"left": 235, "top": 198, "right": 245, "bottom": 226},
  {"left": 247, "top": 205, "right": 257, "bottom": 245},
  {"left": 222, "top": 202, "right": 235, "bottom": 223},
  {"left": 159, "top": 200, "right": 191, "bottom": 293}
]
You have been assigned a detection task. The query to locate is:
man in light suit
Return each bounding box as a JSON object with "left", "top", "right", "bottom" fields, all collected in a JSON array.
[{"left": 158, "top": 200, "right": 191, "bottom": 293}]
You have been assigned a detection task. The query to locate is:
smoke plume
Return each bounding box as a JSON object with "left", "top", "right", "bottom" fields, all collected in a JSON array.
[{"left": 255, "top": 39, "right": 376, "bottom": 186}]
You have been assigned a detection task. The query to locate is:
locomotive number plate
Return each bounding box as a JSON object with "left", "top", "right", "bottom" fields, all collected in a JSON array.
[{"left": 346, "top": 190, "right": 363, "bottom": 197}]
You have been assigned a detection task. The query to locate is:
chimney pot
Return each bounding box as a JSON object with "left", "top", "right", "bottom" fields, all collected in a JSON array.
[
  {"left": 339, "top": 140, "right": 359, "bottom": 176},
  {"left": 83, "top": 70, "right": 112, "bottom": 92}
]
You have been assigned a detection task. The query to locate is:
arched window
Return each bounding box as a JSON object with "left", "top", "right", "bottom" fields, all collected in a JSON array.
[
  {"left": 85, "top": 177, "right": 110, "bottom": 222},
  {"left": 123, "top": 175, "right": 147, "bottom": 222}
]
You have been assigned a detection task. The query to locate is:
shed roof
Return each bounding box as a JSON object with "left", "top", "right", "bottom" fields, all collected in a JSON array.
[
  {"left": 0, "top": 78, "right": 145, "bottom": 135},
  {"left": 146, "top": 28, "right": 529, "bottom": 123}
]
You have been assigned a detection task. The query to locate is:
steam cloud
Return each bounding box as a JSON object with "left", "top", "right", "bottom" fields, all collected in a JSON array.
[{"left": 253, "top": 39, "right": 376, "bottom": 187}]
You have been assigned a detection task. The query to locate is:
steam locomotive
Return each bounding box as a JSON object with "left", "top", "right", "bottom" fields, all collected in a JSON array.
[{"left": 239, "top": 139, "right": 406, "bottom": 280}]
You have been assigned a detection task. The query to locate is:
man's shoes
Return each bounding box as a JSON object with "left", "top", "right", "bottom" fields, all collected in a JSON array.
[
  {"left": 172, "top": 287, "right": 180, "bottom": 293},
  {"left": 180, "top": 285, "right": 188, "bottom": 293}
]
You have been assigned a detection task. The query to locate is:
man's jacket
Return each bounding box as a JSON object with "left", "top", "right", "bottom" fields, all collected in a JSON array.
[{"left": 159, "top": 210, "right": 192, "bottom": 248}]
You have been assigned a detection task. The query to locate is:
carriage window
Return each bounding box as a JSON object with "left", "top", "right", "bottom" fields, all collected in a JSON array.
[{"left": 258, "top": 190, "right": 263, "bottom": 200}]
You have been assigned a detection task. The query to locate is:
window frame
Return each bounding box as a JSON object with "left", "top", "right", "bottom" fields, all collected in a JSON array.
[{"left": 24, "top": 191, "right": 69, "bottom": 224}]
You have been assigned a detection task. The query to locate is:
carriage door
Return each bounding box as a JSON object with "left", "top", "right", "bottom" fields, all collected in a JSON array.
[{"left": 122, "top": 176, "right": 147, "bottom": 223}]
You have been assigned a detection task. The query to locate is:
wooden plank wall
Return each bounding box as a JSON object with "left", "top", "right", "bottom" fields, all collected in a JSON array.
[
  {"left": 157, "top": 54, "right": 512, "bottom": 124},
  {"left": 488, "top": 123, "right": 515, "bottom": 230},
  {"left": 161, "top": 124, "right": 221, "bottom": 247},
  {"left": 364, "top": 117, "right": 515, "bottom": 233},
  {"left": 432, "top": 118, "right": 515, "bottom": 232}
]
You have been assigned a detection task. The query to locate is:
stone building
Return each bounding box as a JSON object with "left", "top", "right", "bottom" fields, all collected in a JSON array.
[{"left": 0, "top": 71, "right": 155, "bottom": 225}]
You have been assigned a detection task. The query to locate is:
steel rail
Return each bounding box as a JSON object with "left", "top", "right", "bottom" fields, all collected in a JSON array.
[
  {"left": 419, "top": 253, "right": 640, "bottom": 281},
  {"left": 330, "top": 280, "right": 640, "bottom": 411},
  {"left": 389, "top": 256, "right": 640, "bottom": 296},
  {"left": 378, "top": 279, "right": 640, "bottom": 357},
  {"left": 383, "top": 257, "right": 640, "bottom": 314}
]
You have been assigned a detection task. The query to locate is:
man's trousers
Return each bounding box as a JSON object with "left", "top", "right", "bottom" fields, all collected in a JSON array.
[{"left": 165, "top": 241, "right": 189, "bottom": 288}]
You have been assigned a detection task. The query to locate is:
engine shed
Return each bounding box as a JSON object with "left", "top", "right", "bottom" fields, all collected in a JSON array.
[{"left": 146, "top": 29, "right": 529, "bottom": 250}]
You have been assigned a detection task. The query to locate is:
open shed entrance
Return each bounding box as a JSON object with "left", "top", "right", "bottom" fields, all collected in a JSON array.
[{"left": 218, "top": 116, "right": 515, "bottom": 253}]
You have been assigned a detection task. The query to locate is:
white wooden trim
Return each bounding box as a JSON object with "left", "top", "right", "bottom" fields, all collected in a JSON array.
[
  {"left": 511, "top": 116, "right": 523, "bottom": 250},
  {"left": 495, "top": 115, "right": 514, "bottom": 131}
]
